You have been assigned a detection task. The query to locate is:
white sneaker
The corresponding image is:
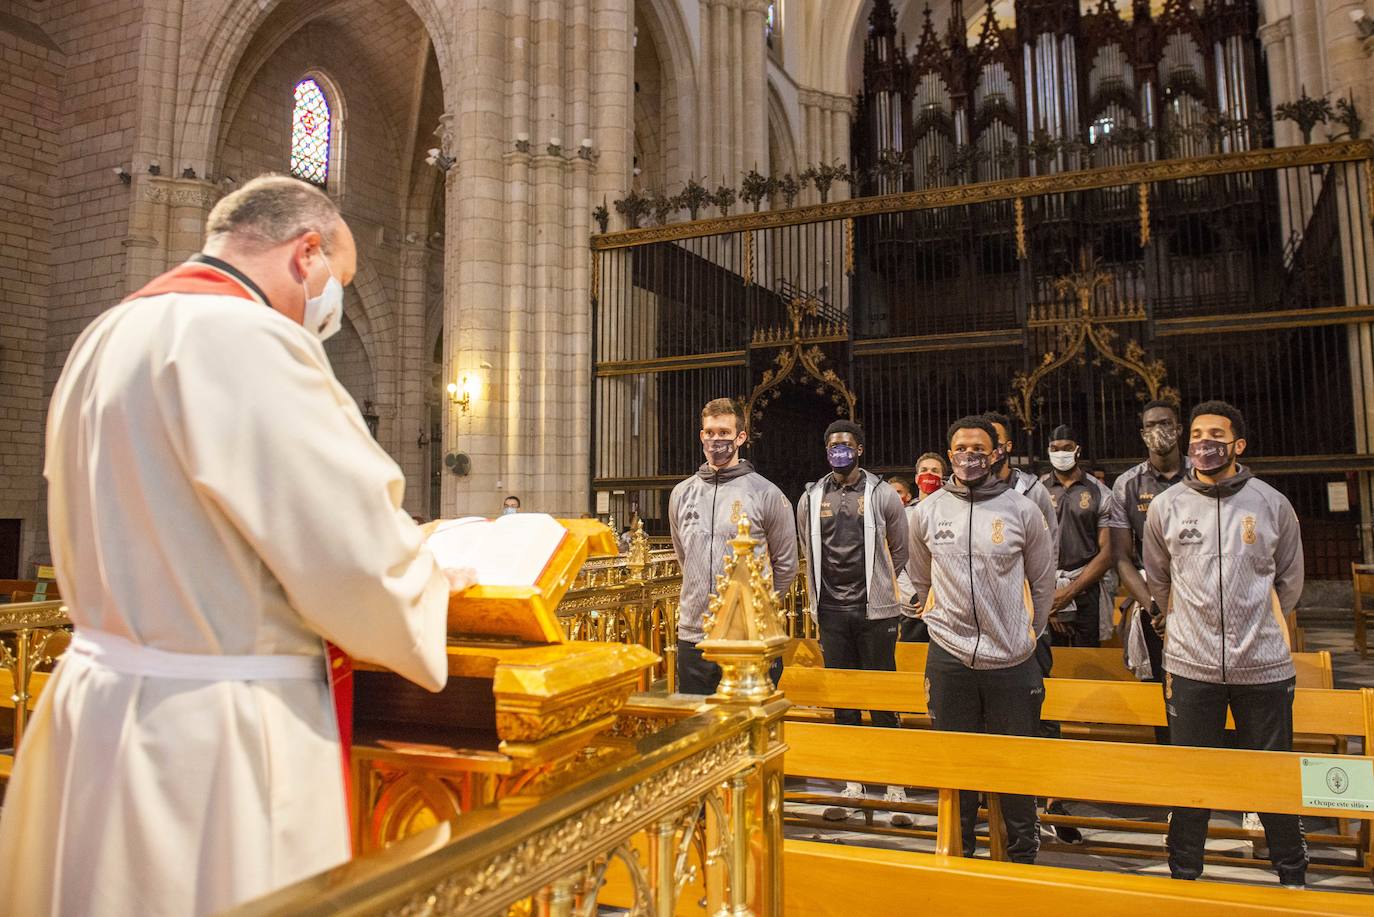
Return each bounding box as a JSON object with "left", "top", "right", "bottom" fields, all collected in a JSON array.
[
  {"left": 884, "top": 785, "right": 914, "bottom": 828},
  {"left": 823, "top": 782, "right": 865, "bottom": 821}
]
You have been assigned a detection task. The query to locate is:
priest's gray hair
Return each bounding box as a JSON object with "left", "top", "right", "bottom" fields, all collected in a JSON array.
[{"left": 205, "top": 174, "right": 342, "bottom": 254}]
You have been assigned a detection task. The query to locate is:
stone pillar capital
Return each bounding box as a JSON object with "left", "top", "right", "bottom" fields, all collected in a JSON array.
[{"left": 1257, "top": 17, "right": 1292, "bottom": 48}]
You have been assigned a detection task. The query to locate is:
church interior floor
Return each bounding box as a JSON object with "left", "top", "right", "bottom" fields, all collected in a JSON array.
[{"left": 782, "top": 622, "right": 1374, "bottom": 895}]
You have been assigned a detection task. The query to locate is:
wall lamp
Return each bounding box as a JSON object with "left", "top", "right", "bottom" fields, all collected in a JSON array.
[
  {"left": 447, "top": 374, "right": 481, "bottom": 412},
  {"left": 1351, "top": 8, "right": 1374, "bottom": 39},
  {"left": 426, "top": 147, "right": 456, "bottom": 172},
  {"left": 112, "top": 165, "right": 131, "bottom": 185}
]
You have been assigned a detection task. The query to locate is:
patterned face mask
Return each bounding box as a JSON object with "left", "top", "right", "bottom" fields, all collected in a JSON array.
[
  {"left": 1188, "top": 438, "right": 1234, "bottom": 473},
  {"left": 1143, "top": 425, "right": 1180, "bottom": 455},
  {"left": 704, "top": 437, "right": 738, "bottom": 466},
  {"left": 950, "top": 451, "right": 991, "bottom": 484},
  {"left": 826, "top": 444, "right": 857, "bottom": 470}
]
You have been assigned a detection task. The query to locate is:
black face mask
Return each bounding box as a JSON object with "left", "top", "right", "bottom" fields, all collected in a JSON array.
[{"left": 704, "top": 437, "right": 739, "bottom": 467}]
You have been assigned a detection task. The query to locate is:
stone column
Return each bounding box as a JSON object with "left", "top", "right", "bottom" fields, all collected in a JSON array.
[
  {"left": 443, "top": 4, "right": 508, "bottom": 515},
  {"left": 712, "top": 0, "right": 731, "bottom": 184},
  {"left": 1258, "top": 19, "right": 1295, "bottom": 147},
  {"left": 739, "top": 0, "right": 771, "bottom": 181},
  {"left": 504, "top": 0, "right": 533, "bottom": 508},
  {"left": 830, "top": 95, "right": 852, "bottom": 201},
  {"left": 123, "top": 0, "right": 185, "bottom": 293},
  {"left": 697, "top": 0, "right": 716, "bottom": 182},
  {"left": 398, "top": 244, "right": 431, "bottom": 515}
]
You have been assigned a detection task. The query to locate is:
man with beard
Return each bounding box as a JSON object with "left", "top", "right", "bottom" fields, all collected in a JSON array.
[
  {"left": 797, "top": 420, "right": 909, "bottom": 823},
  {"left": 668, "top": 398, "right": 797, "bottom": 695},
  {"left": 1144, "top": 400, "right": 1307, "bottom": 887},
  {"left": 906, "top": 415, "right": 1056, "bottom": 862}
]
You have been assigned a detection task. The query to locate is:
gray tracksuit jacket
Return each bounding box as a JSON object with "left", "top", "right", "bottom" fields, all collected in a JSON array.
[
  {"left": 906, "top": 476, "right": 1057, "bottom": 669},
  {"left": 1143, "top": 466, "right": 1304, "bottom": 685},
  {"left": 669, "top": 460, "right": 798, "bottom": 644},
  {"left": 796, "top": 470, "right": 909, "bottom": 623}
]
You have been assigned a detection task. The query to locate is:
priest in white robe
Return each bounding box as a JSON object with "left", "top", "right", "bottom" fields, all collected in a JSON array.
[{"left": 0, "top": 175, "right": 463, "bottom": 915}]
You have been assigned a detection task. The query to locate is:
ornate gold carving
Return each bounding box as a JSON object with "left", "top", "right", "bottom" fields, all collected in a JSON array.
[
  {"left": 625, "top": 514, "right": 650, "bottom": 576},
  {"left": 1138, "top": 183, "right": 1150, "bottom": 247},
  {"left": 1014, "top": 197, "right": 1027, "bottom": 260},
  {"left": 385, "top": 731, "right": 752, "bottom": 917},
  {"left": 0, "top": 602, "right": 69, "bottom": 631},
  {"left": 745, "top": 295, "right": 855, "bottom": 435},
  {"left": 1008, "top": 249, "right": 1178, "bottom": 431},
  {"left": 743, "top": 229, "right": 755, "bottom": 286},
  {"left": 699, "top": 514, "right": 789, "bottom": 704},
  {"left": 591, "top": 141, "right": 1374, "bottom": 250},
  {"left": 495, "top": 691, "right": 628, "bottom": 743},
  {"left": 843, "top": 217, "right": 855, "bottom": 275}
]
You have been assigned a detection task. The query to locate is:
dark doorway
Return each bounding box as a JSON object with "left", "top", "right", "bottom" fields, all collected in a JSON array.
[
  {"left": 747, "top": 384, "right": 844, "bottom": 509},
  {"left": 0, "top": 519, "right": 19, "bottom": 579}
]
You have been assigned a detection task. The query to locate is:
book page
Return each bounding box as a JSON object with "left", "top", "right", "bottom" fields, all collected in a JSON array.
[{"left": 425, "top": 513, "right": 568, "bottom": 587}]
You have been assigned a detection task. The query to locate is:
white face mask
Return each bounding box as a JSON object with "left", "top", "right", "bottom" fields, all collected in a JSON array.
[
  {"left": 1048, "top": 449, "right": 1078, "bottom": 472},
  {"left": 302, "top": 258, "right": 343, "bottom": 341}
]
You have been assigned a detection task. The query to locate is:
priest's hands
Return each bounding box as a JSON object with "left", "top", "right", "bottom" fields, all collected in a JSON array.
[{"left": 443, "top": 567, "right": 477, "bottom": 593}]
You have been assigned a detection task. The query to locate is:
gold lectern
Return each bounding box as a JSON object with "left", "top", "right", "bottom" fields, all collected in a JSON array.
[{"left": 350, "top": 518, "right": 659, "bottom": 853}]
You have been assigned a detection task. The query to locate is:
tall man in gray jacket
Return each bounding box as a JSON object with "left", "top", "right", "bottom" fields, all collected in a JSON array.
[
  {"left": 669, "top": 398, "right": 798, "bottom": 695},
  {"left": 797, "top": 420, "right": 909, "bottom": 819},
  {"left": 907, "top": 415, "right": 1057, "bottom": 862},
  {"left": 1144, "top": 400, "right": 1307, "bottom": 886}
]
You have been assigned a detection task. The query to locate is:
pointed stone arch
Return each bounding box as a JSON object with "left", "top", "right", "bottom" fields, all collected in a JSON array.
[{"left": 174, "top": 0, "right": 454, "bottom": 177}]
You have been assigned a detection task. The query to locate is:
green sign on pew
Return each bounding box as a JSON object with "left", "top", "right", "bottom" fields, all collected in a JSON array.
[{"left": 1300, "top": 756, "right": 1374, "bottom": 811}]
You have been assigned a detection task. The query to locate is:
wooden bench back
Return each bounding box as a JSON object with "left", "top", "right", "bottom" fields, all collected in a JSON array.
[
  {"left": 785, "top": 840, "right": 1374, "bottom": 916},
  {"left": 785, "top": 719, "right": 1374, "bottom": 820},
  {"left": 778, "top": 667, "right": 1371, "bottom": 739},
  {"left": 892, "top": 641, "right": 1333, "bottom": 688}
]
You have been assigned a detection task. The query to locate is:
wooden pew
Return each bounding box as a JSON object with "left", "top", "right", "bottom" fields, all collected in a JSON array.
[
  {"left": 786, "top": 840, "right": 1372, "bottom": 916},
  {"left": 780, "top": 667, "right": 1374, "bottom": 874},
  {"left": 883, "top": 642, "right": 1341, "bottom": 751},
  {"left": 786, "top": 721, "right": 1374, "bottom": 899}
]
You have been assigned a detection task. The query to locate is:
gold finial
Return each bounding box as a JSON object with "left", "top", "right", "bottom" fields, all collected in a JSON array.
[
  {"left": 626, "top": 513, "right": 649, "bottom": 576},
  {"left": 699, "top": 508, "right": 789, "bottom": 704}
]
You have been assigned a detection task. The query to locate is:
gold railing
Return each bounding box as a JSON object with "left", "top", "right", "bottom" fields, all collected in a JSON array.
[
  {"left": 0, "top": 600, "right": 70, "bottom": 757},
  {"left": 556, "top": 520, "right": 815, "bottom": 692},
  {"left": 232, "top": 513, "right": 791, "bottom": 916},
  {"left": 231, "top": 701, "right": 783, "bottom": 917}
]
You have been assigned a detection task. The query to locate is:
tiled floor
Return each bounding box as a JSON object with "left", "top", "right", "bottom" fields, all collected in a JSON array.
[
  {"left": 784, "top": 620, "right": 1374, "bottom": 896},
  {"left": 1303, "top": 621, "right": 1373, "bottom": 691}
]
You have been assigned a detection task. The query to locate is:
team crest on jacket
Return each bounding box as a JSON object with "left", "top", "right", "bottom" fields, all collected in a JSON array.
[
  {"left": 1079, "top": 491, "right": 1092, "bottom": 510},
  {"left": 1242, "top": 515, "right": 1256, "bottom": 544},
  {"left": 991, "top": 518, "right": 1005, "bottom": 544}
]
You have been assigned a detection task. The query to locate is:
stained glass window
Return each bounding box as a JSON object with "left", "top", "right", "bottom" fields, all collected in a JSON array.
[
  {"left": 290, "top": 77, "right": 331, "bottom": 186},
  {"left": 766, "top": 3, "right": 776, "bottom": 47}
]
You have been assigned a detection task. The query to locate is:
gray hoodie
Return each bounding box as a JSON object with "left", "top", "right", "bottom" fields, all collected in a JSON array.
[
  {"left": 907, "top": 476, "right": 1057, "bottom": 669},
  {"left": 1143, "top": 466, "right": 1304, "bottom": 685},
  {"left": 668, "top": 460, "right": 798, "bottom": 644},
  {"left": 797, "top": 470, "right": 909, "bottom": 623}
]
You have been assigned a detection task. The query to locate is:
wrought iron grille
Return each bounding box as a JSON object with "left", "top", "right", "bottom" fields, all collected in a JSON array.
[{"left": 592, "top": 142, "right": 1374, "bottom": 574}]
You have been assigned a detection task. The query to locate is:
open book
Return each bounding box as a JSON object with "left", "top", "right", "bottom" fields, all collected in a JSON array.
[{"left": 426, "top": 514, "right": 568, "bottom": 587}]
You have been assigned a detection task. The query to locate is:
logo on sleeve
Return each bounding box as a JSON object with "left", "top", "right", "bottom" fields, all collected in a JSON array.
[
  {"left": 1242, "top": 515, "right": 1256, "bottom": 545},
  {"left": 1079, "top": 491, "right": 1092, "bottom": 510},
  {"left": 991, "top": 518, "right": 1005, "bottom": 545}
]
